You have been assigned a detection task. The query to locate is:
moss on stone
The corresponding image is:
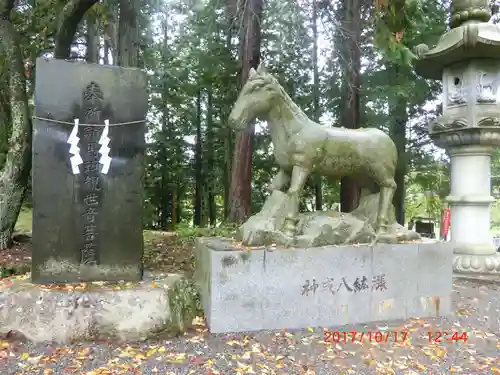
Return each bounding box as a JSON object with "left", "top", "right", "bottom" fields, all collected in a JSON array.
[{"left": 167, "top": 278, "right": 202, "bottom": 334}]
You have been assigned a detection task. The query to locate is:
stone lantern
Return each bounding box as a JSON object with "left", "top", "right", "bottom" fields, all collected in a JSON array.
[{"left": 414, "top": 0, "right": 500, "bottom": 274}]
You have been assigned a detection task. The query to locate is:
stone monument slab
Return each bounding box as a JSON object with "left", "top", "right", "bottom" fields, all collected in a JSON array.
[
  {"left": 194, "top": 238, "right": 453, "bottom": 333},
  {"left": 32, "top": 58, "right": 148, "bottom": 283}
]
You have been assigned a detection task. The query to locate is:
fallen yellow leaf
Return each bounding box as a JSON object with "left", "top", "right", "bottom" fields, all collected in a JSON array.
[
  {"left": 414, "top": 362, "right": 426, "bottom": 371},
  {"left": 20, "top": 352, "right": 29, "bottom": 360}
]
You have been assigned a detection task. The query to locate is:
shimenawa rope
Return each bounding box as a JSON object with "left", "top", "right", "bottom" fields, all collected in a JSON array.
[{"left": 32, "top": 116, "right": 145, "bottom": 127}]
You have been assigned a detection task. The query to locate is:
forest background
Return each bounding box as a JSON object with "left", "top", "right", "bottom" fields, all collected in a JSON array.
[{"left": 3, "top": 0, "right": 500, "bottom": 251}]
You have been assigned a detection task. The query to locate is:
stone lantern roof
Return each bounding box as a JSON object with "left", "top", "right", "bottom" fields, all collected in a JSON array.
[{"left": 414, "top": 0, "right": 500, "bottom": 80}]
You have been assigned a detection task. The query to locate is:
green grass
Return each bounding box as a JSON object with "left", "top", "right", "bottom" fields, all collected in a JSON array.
[{"left": 15, "top": 208, "right": 32, "bottom": 234}]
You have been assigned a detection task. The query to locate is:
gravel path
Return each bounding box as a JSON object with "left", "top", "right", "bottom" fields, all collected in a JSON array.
[{"left": 1, "top": 278, "right": 499, "bottom": 375}]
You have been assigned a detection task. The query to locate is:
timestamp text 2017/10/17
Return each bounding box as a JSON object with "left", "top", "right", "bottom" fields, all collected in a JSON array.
[{"left": 324, "top": 331, "right": 409, "bottom": 344}]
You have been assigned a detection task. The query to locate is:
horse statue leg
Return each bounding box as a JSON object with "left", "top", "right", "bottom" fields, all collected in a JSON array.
[
  {"left": 282, "top": 165, "right": 310, "bottom": 242},
  {"left": 371, "top": 178, "right": 397, "bottom": 246},
  {"left": 267, "top": 168, "right": 290, "bottom": 192}
]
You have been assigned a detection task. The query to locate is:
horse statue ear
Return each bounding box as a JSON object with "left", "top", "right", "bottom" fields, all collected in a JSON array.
[
  {"left": 248, "top": 67, "right": 257, "bottom": 79},
  {"left": 257, "top": 63, "right": 267, "bottom": 74}
]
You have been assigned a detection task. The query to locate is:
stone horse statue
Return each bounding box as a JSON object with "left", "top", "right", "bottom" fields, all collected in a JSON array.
[{"left": 228, "top": 64, "right": 417, "bottom": 247}]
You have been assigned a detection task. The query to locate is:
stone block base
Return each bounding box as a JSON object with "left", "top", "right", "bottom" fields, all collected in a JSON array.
[
  {"left": 453, "top": 253, "right": 500, "bottom": 274},
  {"left": 195, "top": 237, "right": 454, "bottom": 333},
  {"left": 0, "top": 272, "right": 200, "bottom": 343}
]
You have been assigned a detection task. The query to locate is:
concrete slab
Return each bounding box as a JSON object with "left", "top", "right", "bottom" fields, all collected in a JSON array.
[{"left": 194, "top": 237, "right": 454, "bottom": 333}]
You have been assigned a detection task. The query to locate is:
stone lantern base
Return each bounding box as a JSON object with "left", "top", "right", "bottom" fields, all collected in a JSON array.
[{"left": 453, "top": 253, "right": 500, "bottom": 273}]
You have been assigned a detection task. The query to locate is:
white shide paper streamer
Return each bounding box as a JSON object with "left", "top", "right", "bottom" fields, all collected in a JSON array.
[
  {"left": 67, "top": 118, "right": 84, "bottom": 174},
  {"left": 98, "top": 119, "right": 111, "bottom": 175}
]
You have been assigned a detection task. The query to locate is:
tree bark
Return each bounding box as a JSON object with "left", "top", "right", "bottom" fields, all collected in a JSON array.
[
  {"left": 223, "top": 127, "right": 232, "bottom": 219},
  {"left": 206, "top": 87, "right": 216, "bottom": 226},
  {"left": 227, "top": 0, "right": 263, "bottom": 223},
  {"left": 85, "top": 13, "right": 99, "bottom": 64},
  {"left": 0, "top": 0, "right": 33, "bottom": 248},
  {"left": 159, "top": 94, "right": 170, "bottom": 229},
  {"left": 338, "top": 0, "right": 362, "bottom": 213},
  {"left": 0, "top": 68, "right": 12, "bottom": 170},
  {"left": 54, "top": 0, "right": 99, "bottom": 59},
  {"left": 102, "top": 3, "right": 119, "bottom": 65},
  {"left": 388, "top": 64, "right": 408, "bottom": 225},
  {"left": 117, "top": 0, "right": 139, "bottom": 68},
  {"left": 193, "top": 90, "right": 203, "bottom": 227},
  {"left": 103, "top": 40, "right": 110, "bottom": 64},
  {"left": 223, "top": 20, "right": 234, "bottom": 220},
  {"left": 159, "top": 14, "right": 170, "bottom": 230}
]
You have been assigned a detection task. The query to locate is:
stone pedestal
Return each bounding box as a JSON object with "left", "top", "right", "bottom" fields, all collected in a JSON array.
[
  {"left": 194, "top": 237, "right": 453, "bottom": 333},
  {"left": 0, "top": 272, "right": 199, "bottom": 343}
]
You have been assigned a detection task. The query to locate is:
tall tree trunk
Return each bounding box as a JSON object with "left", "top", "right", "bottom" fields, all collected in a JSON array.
[
  {"left": 388, "top": 64, "right": 408, "bottom": 225},
  {"left": 338, "top": 0, "right": 362, "bottom": 213},
  {"left": 159, "top": 108, "right": 170, "bottom": 230},
  {"left": 103, "top": 40, "right": 110, "bottom": 65},
  {"left": 227, "top": 0, "right": 263, "bottom": 223},
  {"left": 171, "top": 190, "right": 178, "bottom": 227},
  {"left": 175, "top": 184, "right": 182, "bottom": 225},
  {"left": 159, "top": 14, "right": 172, "bottom": 230},
  {"left": 312, "top": 0, "right": 322, "bottom": 211},
  {"left": 0, "top": 0, "right": 33, "bottom": 248},
  {"left": 117, "top": 0, "right": 139, "bottom": 67},
  {"left": 0, "top": 69, "right": 12, "bottom": 171},
  {"left": 103, "top": 3, "right": 118, "bottom": 65},
  {"left": 193, "top": 90, "right": 203, "bottom": 227},
  {"left": 206, "top": 88, "right": 216, "bottom": 226},
  {"left": 223, "top": 22, "right": 234, "bottom": 220},
  {"left": 223, "top": 127, "right": 232, "bottom": 219},
  {"left": 54, "top": 0, "right": 99, "bottom": 59},
  {"left": 111, "top": 5, "right": 119, "bottom": 64},
  {"left": 85, "top": 13, "right": 99, "bottom": 64}
]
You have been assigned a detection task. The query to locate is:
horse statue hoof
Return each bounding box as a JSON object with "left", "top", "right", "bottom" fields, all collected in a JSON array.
[
  {"left": 370, "top": 230, "right": 398, "bottom": 246},
  {"left": 275, "top": 231, "right": 296, "bottom": 248}
]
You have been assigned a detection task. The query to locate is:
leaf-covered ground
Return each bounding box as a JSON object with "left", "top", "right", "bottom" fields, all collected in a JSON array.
[{"left": 0, "top": 277, "right": 499, "bottom": 374}]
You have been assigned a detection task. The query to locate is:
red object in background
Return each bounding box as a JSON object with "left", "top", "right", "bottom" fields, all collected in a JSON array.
[{"left": 441, "top": 208, "right": 451, "bottom": 239}]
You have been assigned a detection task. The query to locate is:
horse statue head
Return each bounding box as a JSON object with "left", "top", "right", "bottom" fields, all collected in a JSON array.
[{"left": 228, "top": 63, "right": 281, "bottom": 131}]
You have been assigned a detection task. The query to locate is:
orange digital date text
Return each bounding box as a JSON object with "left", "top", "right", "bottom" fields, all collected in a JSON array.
[{"left": 324, "top": 330, "right": 409, "bottom": 344}]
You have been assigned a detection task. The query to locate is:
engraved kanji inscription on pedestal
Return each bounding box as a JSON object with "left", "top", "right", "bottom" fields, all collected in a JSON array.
[{"left": 32, "top": 59, "right": 148, "bottom": 284}]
